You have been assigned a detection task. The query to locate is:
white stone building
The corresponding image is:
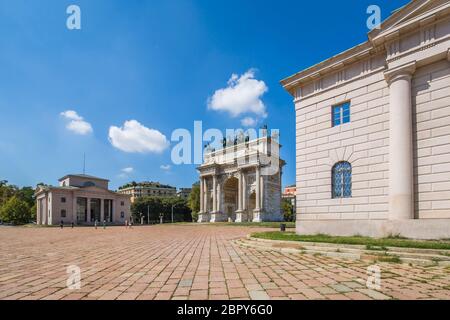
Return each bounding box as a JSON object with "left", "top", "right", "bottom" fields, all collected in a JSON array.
[
  {"left": 35, "top": 174, "right": 131, "bottom": 225},
  {"left": 197, "top": 135, "right": 285, "bottom": 223},
  {"left": 281, "top": 0, "right": 450, "bottom": 239}
]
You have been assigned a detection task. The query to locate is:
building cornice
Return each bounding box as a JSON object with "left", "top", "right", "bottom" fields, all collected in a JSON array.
[
  {"left": 370, "top": 1, "right": 450, "bottom": 47},
  {"left": 280, "top": 42, "right": 373, "bottom": 93},
  {"left": 384, "top": 61, "right": 417, "bottom": 83},
  {"left": 281, "top": 0, "right": 449, "bottom": 96}
]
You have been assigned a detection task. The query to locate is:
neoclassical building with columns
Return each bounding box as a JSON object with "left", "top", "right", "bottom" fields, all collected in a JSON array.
[
  {"left": 197, "top": 136, "right": 285, "bottom": 223},
  {"left": 281, "top": 0, "right": 450, "bottom": 239},
  {"left": 35, "top": 174, "right": 131, "bottom": 225}
]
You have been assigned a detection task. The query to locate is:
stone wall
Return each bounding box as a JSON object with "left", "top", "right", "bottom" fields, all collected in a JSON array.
[
  {"left": 413, "top": 59, "right": 450, "bottom": 219},
  {"left": 263, "top": 174, "right": 283, "bottom": 221},
  {"left": 295, "top": 64, "right": 390, "bottom": 221}
]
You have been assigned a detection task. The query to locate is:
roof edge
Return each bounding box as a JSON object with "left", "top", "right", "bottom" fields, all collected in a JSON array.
[{"left": 58, "top": 174, "right": 110, "bottom": 182}]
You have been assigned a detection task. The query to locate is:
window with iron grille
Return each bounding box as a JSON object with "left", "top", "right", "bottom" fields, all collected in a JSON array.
[
  {"left": 332, "top": 102, "right": 350, "bottom": 126},
  {"left": 332, "top": 161, "right": 352, "bottom": 198}
]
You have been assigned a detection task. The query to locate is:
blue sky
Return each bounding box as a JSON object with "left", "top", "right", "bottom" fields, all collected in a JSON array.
[{"left": 0, "top": 0, "right": 409, "bottom": 190}]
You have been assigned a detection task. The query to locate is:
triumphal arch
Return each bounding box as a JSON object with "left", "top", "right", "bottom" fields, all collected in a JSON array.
[{"left": 197, "top": 133, "right": 285, "bottom": 223}]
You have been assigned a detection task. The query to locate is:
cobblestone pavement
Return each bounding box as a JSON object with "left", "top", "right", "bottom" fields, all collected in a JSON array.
[{"left": 0, "top": 224, "right": 449, "bottom": 300}]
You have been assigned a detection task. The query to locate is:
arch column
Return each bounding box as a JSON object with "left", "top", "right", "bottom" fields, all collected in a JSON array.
[
  {"left": 198, "top": 176, "right": 210, "bottom": 222},
  {"left": 203, "top": 178, "right": 208, "bottom": 213},
  {"left": 210, "top": 175, "right": 224, "bottom": 222},
  {"left": 385, "top": 62, "right": 415, "bottom": 220},
  {"left": 212, "top": 175, "right": 217, "bottom": 213},
  {"left": 253, "top": 165, "right": 262, "bottom": 222},
  {"left": 216, "top": 180, "right": 221, "bottom": 213},
  {"left": 199, "top": 177, "right": 204, "bottom": 214},
  {"left": 235, "top": 170, "right": 244, "bottom": 222}
]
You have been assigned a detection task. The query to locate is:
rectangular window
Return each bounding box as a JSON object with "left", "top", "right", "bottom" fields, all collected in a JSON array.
[
  {"left": 121, "top": 201, "right": 124, "bottom": 206},
  {"left": 61, "top": 197, "right": 66, "bottom": 203},
  {"left": 332, "top": 102, "right": 350, "bottom": 127},
  {"left": 121, "top": 211, "right": 125, "bottom": 218},
  {"left": 61, "top": 209, "right": 66, "bottom": 218}
]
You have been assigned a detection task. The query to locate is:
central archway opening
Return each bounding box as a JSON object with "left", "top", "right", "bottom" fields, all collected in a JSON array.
[{"left": 223, "top": 177, "right": 238, "bottom": 221}]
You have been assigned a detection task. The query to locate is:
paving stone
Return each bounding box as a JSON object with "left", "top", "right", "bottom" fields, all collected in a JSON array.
[
  {"left": 0, "top": 225, "right": 449, "bottom": 300},
  {"left": 178, "top": 279, "right": 193, "bottom": 287},
  {"left": 330, "top": 284, "right": 353, "bottom": 293},
  {"left": 249, "top": 290, "right": 270, "bottom": 300}
]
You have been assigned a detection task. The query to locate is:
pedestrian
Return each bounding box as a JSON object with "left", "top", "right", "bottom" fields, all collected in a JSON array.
[
  {"left": 71, "top": 222, "right": 74, "bottom": 229},
  {"left": 94, "top": 220, "right": 98, "bottom": 230},
  {"left": 129, "top": 218, "right": 133, "bottom": 229},
  {"left": 103, "top": 219, "right": 106, "bottom": 229},
  {"left": 125, "top": 220, "right": 128, "bottom": 228},
  {"left": 60, "top": 220, "right": 64, "bottom": 229}
]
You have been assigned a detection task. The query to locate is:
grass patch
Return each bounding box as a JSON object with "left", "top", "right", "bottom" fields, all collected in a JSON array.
[
  {"left": 385, "top": 233, "right": 408, "bottom": 240},
  {"left": 21, "top": 224, "right": 58, "bottom": 228},
  {"left": 313, "top": 252, "right": 322, "bottom": 257},
  {"left": 366, "top": 244, "right": 388, "bottom": 251},
  {"left": 251, "top": 231, "right": 450, "bottom": 250}
]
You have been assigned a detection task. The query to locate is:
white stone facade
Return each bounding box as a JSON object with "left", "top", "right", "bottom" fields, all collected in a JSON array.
[
  {"left": 197, "top": 136, "right": 285, "bottom": 223},
  {"left": 281, "top": 0, "right": 450, "bottom": 239},
  {"left": 35, "top": 174, "right": 131, "bottom": 225}
]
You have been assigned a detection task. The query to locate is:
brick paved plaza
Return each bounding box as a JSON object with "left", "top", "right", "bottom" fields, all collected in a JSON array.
[{"left": 0, "top": 224, "right": 449, "bottom": 300}]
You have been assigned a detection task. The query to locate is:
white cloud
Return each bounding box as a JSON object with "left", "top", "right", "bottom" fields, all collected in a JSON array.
[
  {"left": 121, "top": 167, "right": 134, "bottom": 174},
  {"left": 108, "top": 120, "right": 169, "bottom": 154},
  {"left": 118, "top": 167, "right": 134, "bottom": 179},
  {"left": 241, "top": 117, "right": 258, "bottom": 127},
  {"left": 60, "top": 110, "right": 93, "bottom": 135},
  {"left": 160, "top": 164, "right": 171, "bottom": 171},
  {"left": 61, "top": 110, "right": 82, "bottom": 121},
  {"left": 208, "top": 69, "right": 268, "bottom": 118}
]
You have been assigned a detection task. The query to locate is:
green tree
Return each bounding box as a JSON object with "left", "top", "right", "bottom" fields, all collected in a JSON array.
[
  {"left": 131, "top": 196, "right": 192, "bottom": 223},
  {"left": 188, "top": 183, "right": 200, "bottom": 221},
  {"left": 29, "top": 203, "right": 37, "bottom": 221},
  {"left": 16, "top": 186, "right": 35, "bottom": 207},
  {"left": 0, "top": 196, "right": 31, "bottom": 225},
  {"left": 281, "top": 198, "right": 295, "bottom": 222},
  {"left": 0, "top": 181, "right": 18, "bottom": 208}
]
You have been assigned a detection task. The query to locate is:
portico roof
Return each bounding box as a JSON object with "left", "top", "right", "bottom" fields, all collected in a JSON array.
[{"left": 58, "top": 174, "right": 109, "bottom": 182}]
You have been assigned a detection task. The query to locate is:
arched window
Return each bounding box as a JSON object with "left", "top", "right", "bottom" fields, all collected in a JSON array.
[{"left": 332, "top": 161, "right": 352, "bottom": 198}]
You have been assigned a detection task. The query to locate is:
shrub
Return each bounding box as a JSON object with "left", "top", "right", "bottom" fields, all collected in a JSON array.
[{"left": 0, "top": 196, "right": 31, "bottom": 225}]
